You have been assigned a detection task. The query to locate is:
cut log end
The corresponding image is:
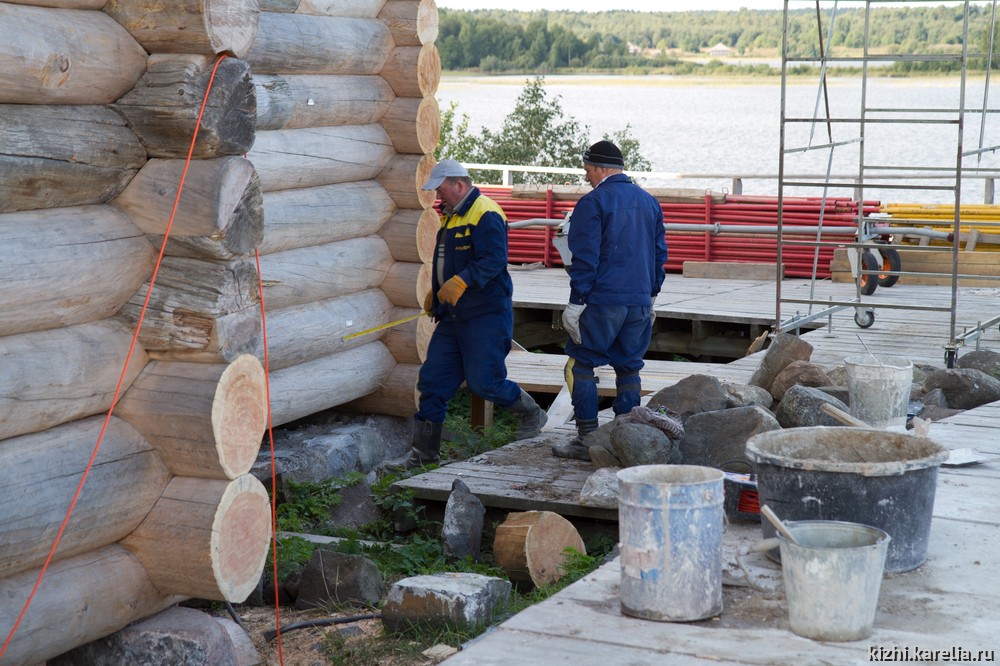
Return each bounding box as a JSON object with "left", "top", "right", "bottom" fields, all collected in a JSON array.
[
  {"left": 213, "top": 354, "right": 268, "bottom": 477},
  {"left": 493, "top": 511, "right": 586, "bottom": 589}
]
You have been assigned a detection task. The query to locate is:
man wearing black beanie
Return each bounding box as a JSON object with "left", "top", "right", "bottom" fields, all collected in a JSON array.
[{"left": 553, "top": 140, "right": 668, "bottom": 461}]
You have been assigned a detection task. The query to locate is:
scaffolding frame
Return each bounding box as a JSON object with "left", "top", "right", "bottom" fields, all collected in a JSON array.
[{"left": 775, "top": 0, "right": 1000, "bottom": 366}]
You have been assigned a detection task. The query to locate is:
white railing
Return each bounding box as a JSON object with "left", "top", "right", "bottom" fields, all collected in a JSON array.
[{"left": 462, "top": 162, "right": 1000, "bottom": 203}]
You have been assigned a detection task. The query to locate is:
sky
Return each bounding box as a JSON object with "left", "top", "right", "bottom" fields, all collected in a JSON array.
[{"left": 435, "top": 1, "right": 784, "bottom": 11}]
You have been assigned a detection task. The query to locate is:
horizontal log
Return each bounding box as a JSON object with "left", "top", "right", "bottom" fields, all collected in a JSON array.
[
  {"left": 0, "top": 104, "right": 145, "bottom": 213},
  {"left": 249, "top": 124, "right": 395, "bottom": 192},
  {"left": 122, "top": 475, "right": 271, "bottom": 601},
  {"left": 254, "top": 74, "right": 393, "bottom": 131},
  {"left": 380, "top": 43, "right": 440, "bottom": 98},
  {"left": 268, "top": 341, "right": 396, "bottom": 425},
  {"left": 381, "top": 207, "right": 438, "bottom": 263},
  {"left": 511, "top": 183, "right": 727, "bottom": 204},
  {"left": 381, "top": 260, "right": 428, "bottom": 308},
  {"left": 381, "top": 306, "right": 423, "bottom": 365},
  {"left": 378, "top": 153, "right": 437, "bottom": 209},
  {"left": 0, "top": 4, "right": 146, "bottom": 104},
  {"left": 0, "top": 545, "right": 179, "bottom": 666},
  {"left": 257, "top": 289, "right": 394, "bottom": 371},
  {"left": 245, "top": 13, "right": 392, "bottom": 75},
  {"left": 0, "top": 416, "right": 172, "bottom": 579},
  {"left": 260, "top": 181, "right": 395, "bottom": 254},
  {"left": 104, "top": 0, "right": 260, "bottom": 58},
  {"left": 117, "top": 355, "right": 267, "bottom": 479},
  {"left": 117, "top": 257, "right": 262, "bottom": 362},
  {"left": 260, "top": 0, "right": 386, "bottom": 18},
  {"left": 379, "top": 0, "right": 439, "bottom": 47},
  {"left": 0, "top": 320, "right": 147, "bottom": 441},
  {"left": 343, "top": 361, "right": 419, "bottom": 417},
  {"left": 416, "top": 310, "right": 434, "bottom": 362},
  {"left": 0, "top": 205, "right": 155, "bottom": 338},
  {"left": 258, "top": 237, "right": 393, "bottom": 309},
  {"left": 113, "top": 157, "right": 263, "bottom": 260},
  {"left": 114, "top": 55, "right": 257, "bottom": 159},
  {"left": 381, "top": 95, "right": 440, "bottom": 154}
]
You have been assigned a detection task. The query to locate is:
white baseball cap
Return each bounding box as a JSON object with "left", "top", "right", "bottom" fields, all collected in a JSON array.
[{"left": 422, "top": 159, "right": 470, "bottom": 190}]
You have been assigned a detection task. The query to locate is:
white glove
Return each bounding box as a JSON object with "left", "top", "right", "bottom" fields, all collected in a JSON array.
[
  {"left": 562, "top": 303, "right": 586, "bottom": 345},
  {"left": 650, "top": 306, "right": 657, "bottom": 323}
]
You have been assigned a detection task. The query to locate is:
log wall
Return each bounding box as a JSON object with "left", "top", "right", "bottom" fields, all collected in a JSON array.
[{"left": 0, "top": 0, "right": 440, "bottom": 660}]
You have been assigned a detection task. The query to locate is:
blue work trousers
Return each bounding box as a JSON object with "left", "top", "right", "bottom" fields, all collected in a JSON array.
[
  {"left": 415, "top": 310, "right": 521, "bottom": 423},
  {"left": 565, "top": 304, "right": 651, "bottom": 422}
]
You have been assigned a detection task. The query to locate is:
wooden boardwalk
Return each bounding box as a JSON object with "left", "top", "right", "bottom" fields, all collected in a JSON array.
[{"left": 405, "top": 270, "right": 1000, "bottom": 664}]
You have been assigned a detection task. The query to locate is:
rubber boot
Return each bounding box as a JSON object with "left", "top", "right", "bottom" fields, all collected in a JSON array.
[
  {"left": 551, "top": 417, "right": 599, "bottom": 461},
  {"left": 387, "top": 419, "right": 443, "bottom": 472},
  {"left": 507, "top": 389, "right": 547, "bottom": 441}
]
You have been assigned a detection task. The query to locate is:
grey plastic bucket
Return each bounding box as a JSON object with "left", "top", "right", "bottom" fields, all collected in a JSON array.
[
  {"left": 617, "top": 465, "right": 724, "bottom": 622},
  {"left": 779, "top": 520, "right": 890, "bottom": 642},
  {"left": 746, "top": 427, "right": 948, "bottom": 572},
  {"left": 844, "top": 355, "right": 912, "bottom": 429}
]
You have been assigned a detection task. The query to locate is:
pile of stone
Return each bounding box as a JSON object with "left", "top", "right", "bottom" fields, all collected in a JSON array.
[{"left": 579, "top": 334, "right": 1000, "bottom": 506}]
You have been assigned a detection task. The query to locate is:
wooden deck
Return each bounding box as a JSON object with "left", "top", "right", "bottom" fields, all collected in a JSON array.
[{"left": 399, "top": 270, "right": 1000, "bottom": 664}]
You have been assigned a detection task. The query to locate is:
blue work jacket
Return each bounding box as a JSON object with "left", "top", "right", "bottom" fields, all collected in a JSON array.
[
  {"left": 567, "top": 173, "right": 668, "bottom": 306},
  {"left": 430, "top": 187, "right": 513, "bottom": 321}
]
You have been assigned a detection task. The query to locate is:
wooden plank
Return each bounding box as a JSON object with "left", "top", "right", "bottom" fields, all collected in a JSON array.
[
  {"left": 682, "top": 261, "right": 782, "bottom": 281},
  {"left": 542, "top": 385, "right": 574, "bottom": 432}
]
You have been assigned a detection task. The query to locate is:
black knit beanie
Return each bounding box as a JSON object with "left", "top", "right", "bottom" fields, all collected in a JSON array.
[{"left": 582, "top": 140, "right": 625, "bottom": 168}]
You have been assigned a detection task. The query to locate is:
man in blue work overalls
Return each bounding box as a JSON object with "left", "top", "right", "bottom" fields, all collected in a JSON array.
[
  {"left": 553, "top": 141, "right": 668, "bottom": 461},
  {"left": 395, "top": 160, "right": 547, "bottom": 470}
]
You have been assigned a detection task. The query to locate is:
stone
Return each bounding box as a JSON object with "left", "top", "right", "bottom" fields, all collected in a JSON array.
[
  {"left": 773, "top": 385, "right": 851, "bottom": 428},
  {"left": 212, "top": 617, "right": 261, "bottom": 666},
  {"left": 769, "top": 360, "right": 832, "bottom": 401},
  {"left": 646, "top": 374, "right": 728, "bottom": 421},
  {"left": 294, "top": 550, "right": 383, "bottom": 610},
  {"left": 678, "top": 405, "right": 781, "bottom": 467},
  {"left": 611, "top": 422, "right": 677, "bottom": 467},
  {"left": 722, "top": 382, "right": 774, "bottom": 409},
  {"left": 816, "top": 385, "right": 851, "bottom": 405},
  {"left": 381, "top": 573, "right": 511, "bottom": 633},
  {"left": 49, "top": 606, "right": 241, "bottom": 666},
  {"left": 326, "top": 474, "right": 380, "bottom": 529},
  {"left": 588, "top": 444, "right": 622, "bottom": 468},
  {"left": 442, "top": 478, "right": 485, "bottom": 561},
  {"left": 827, "top": 364, "right": 849, "bottom": 387},
  {"left": 920, "top": 387, "right": 949, "bottom": 409},
  {"left": 956, "top": 349, "right": 1000, "bottom": 381},
  {"left": 917, "top": 405, "right": 964, "bottom": 422},
  {"left": 748, "top": 332, "right": 813, "bottom": 392},
  {"left": 579, "top": 467, "right": 621, "bottom": 509},
  {"left": 924, "top": 367, "right": 1000, "bottom": 409},
  {"left": 250, "top": 423, "right": 384, "bottom": 487}
]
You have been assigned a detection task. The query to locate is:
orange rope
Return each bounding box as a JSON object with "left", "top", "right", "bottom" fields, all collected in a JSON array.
[
  {"left": 0, "top": 54, "right": 230, "bottom": 663},
  {"left": 254, "top": 248, "right": 284, "bottom": 664}
]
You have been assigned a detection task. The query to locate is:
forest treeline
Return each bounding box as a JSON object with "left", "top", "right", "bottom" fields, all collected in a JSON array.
[{"left": 438, "top": 6, "right": 1000, "bottom": 74}]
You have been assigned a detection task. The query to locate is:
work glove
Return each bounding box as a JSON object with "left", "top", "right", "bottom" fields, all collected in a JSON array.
[
  {"left": 437, "top": 275, "right": 467, "bottom": 306},
  {"left": 423, "top": 289, "right": 433, "bottom": 314},
  {"left": 562, "top": 303, "right": 586, "bottom": 345}
]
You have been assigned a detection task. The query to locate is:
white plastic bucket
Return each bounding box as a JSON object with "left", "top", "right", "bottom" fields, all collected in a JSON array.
[
  {"left": 844, "top": 355, "right": 912, "bottom": 429},
  {"left": 617, "top": 465, "right": 724, "bottom": 622},
  {"left": 779, "top": 520, "right": 890, "bottom": 642}
]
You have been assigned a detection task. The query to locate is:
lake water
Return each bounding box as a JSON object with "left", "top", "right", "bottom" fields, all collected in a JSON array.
[{"left": 437, "top": 74, "right": 1000, "bottom": 205}]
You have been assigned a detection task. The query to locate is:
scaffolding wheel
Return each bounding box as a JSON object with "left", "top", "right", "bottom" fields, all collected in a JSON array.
[{"left": 854, "top": 308, "right": 875, "bottom": 329}]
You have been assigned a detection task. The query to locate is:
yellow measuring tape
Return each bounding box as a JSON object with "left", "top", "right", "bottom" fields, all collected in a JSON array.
[{"left": 341, "top": 311, "right": 429, "bottom": 341}]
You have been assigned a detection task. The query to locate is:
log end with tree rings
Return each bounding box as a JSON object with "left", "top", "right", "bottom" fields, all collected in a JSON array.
[{"left": 213, "top": 354, "right": 267, "bottom": 478}]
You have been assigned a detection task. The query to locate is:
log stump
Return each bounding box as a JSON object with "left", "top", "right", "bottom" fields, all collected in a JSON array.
[{"left": 493, "top": 511, "right": 586, "bottom": 589}]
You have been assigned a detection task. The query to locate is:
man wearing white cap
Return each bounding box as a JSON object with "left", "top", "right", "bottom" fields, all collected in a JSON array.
[{"left": 393, "top": 160, "right": 547, "bottom": 470}]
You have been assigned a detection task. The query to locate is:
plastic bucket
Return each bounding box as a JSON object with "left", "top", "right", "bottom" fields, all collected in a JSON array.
[
  {"left": 779, "top": 520, "right": 890, "bottom": 642},
  {"left": 746, "top": 427, "right": 948, "bottom": 573},
  {"left": 617, "top": 465, "right": 724, "bottom": 622},
  {"left": 844, "top": 355, "right": 912, "bottom": 429}
]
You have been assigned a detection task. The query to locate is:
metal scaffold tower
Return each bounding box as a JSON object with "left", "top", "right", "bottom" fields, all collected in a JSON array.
[{"left": 776, "top": 0, "right": 1000, "bottom": 365}]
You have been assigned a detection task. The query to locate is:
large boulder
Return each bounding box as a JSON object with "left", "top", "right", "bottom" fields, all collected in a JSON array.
[
  {"left": 769, "top": 360, "right": 832, "bottom": 401},
  {"left": 678, "top": 406, "right": 781, "bottom": 467},
  {"left": 295, "top": 550, "right": 383, "bottom": 610},
  {"left": 923, "top": 367, "right": 1000, "bottom": 410},
  {"left": 647, "top": 374, "right": 728, "bottom": 421},
  {"left": 611, "top": 422, "right": 679, "bottom": 467},
  {"left": 748, "top": 332, "right": 813, "bottom": 392},
  {"left": 774, "top": 385, "right": 850, "bottom": 428},
  {"left": 956, "top": 349, "right": 1000, "bottom": 381}
]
